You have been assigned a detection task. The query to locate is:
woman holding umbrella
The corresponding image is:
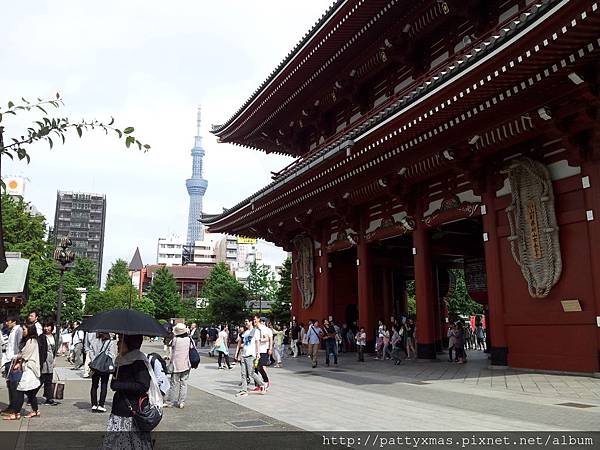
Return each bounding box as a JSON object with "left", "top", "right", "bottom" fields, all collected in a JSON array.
[
  {"left": 79, "top": 309, "right": 166, "bottom": 448},
  {"left": 103, "top": 334, "right": 151, "bottom": 448}
]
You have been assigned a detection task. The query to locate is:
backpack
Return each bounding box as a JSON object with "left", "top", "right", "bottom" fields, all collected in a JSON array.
[
  {"left": 148, "top": 352, "right": 168, "bottom": 375},
  {"left": 38, "top": 335, "right": 48, "bottom": 369}
]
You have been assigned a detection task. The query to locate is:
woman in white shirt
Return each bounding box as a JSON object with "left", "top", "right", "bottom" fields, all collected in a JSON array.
[{"left": 216, "top": 325, "right": 232, "bottom": 370}]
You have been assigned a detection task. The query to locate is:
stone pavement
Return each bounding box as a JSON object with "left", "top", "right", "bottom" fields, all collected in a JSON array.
[
  {"left": 0, "top": 342, "right": 296, "bottom": 434},
  {"left": 190, "top": 344, "right": 600, "bottom": 432},
  {"left": 2, "top": 341, "right": 600, "bottom": 434}
]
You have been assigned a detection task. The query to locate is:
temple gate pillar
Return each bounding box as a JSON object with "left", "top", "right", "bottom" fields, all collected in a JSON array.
[
  {"left": 382, "top": 267, "right": 393, "bottom": 326},
  {"left": 358, "top": 215, "right": 376, "bottom": 350},
  {"left": 413, "top": 222, "right": 437, "bottom": 359},
  {"left": 320, "top": 227, "right": 333, "bottom": 319},
  {"left": 582, "top": 161, "right": 600, "bottom": 372},
  {"left": 481, "top": 186, "right": 508, "bottom": 366}
]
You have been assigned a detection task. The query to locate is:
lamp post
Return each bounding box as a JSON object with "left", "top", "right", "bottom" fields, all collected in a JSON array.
[{"left": 53, "top": 238, "right": 76, "bottom": 354}]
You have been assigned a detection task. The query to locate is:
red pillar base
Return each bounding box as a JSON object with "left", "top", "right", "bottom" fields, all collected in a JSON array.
[
  {"left": 491, "top": 347, "right": 508, "bottom": 366},
  {"left": 417, "top": 343, "right": 437, "bottom": 359}
]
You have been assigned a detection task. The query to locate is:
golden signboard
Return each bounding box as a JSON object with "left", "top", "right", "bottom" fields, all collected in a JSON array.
[
  {"left": 560, "top": 299, "right": 582, "bottom": 312},
  {"left": 237, "top": 237, "right": 257, "bottom": 245},
  {"left": 526, "top": 201, "right": 542, "bottom": 259}
]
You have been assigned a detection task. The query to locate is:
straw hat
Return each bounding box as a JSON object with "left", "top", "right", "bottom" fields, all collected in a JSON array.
[{"left": 173, "top": 323, "right": 189, "bottom": 336}]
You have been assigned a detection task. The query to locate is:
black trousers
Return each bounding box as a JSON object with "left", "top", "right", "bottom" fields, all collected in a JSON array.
[
  {"left": 255, "top": 353, "right": 269, "bottom": 383},
  {"left": 40, "top": 373, "right": 54, "bottom": 401},
  {"left": 14, "top": 387, "right": 40, "bottom": 413},
  {"left": 217, "top": 351, "right": 231, "bottom": 369},
  {"left": 4, "top": 363, "right": 14, "bottom": 410},
  {"left": 91, "top": 371, "right": 110, "bottom": 407}
]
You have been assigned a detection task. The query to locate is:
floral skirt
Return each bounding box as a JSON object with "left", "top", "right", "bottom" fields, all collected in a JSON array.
[{"left": 100, "top": 414, "right": 152, "bottom": 450}]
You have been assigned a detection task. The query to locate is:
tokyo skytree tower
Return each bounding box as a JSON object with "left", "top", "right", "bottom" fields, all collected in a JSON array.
[{"left": 186, "top": 107, "right": 208, "bottom": 245}]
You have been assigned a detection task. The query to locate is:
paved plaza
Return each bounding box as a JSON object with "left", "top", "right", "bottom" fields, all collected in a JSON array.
[{"left": 2, "top": 342, "right": 600, "bottom": 435}]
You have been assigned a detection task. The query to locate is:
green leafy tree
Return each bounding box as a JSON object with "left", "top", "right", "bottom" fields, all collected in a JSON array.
[
  {"left": 84, "top": 284, "right": 154, "bottom": 316},
  {"left": 405, "top": 270, "right": 483, "bottom": 320},
  {"left": 202, "top": 262, "right": 248, "bottom": 325},
  {"left": 69, "top": 256, "right": 98, "bottom": 290},
  {"left": 246, "top": 261, "right": 277, "bottom": 304},
  {"left": 1, "top": 195, "right": 83, "bottom": 323},
  {"left": 105, "top": 259, "right": 131, "bottom": 289},
  {"left": 178, "top": 298, "right": 207, "bottom": 324},
  {"left": 147, "top": 266, "right": 180, "bottom": 320},
  {"left": 1, "top": 194, "right": 50, "bottom": 260},
  {"left": 445, "top": 269, "right": 483, "bottom": 319},
  {"left": 270, "top": 257, "right": 292, "bottom": 325}
]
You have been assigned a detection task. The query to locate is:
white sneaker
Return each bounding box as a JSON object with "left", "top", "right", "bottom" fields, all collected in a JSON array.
[
  {"left": 179, "top": 403, "right": 185, "bottom": 409},
  {"left": 97, "top": 406, "right": 106, "bottom": 413},
  {"left": 91, "top": 405, "right": 98, "bottom": 411},
  {"left": 235, "top": 391, "right": 248, "bottom": 397}
]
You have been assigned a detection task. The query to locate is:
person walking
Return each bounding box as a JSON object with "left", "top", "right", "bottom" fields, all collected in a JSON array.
[
  {"left": 71, "top": 322, "right": 85, "bottom": 370},
  {"left": 454, "top": 322, "right": 466, "bottom": 364},
  {"left": 1, "top": 316, "right": 22, "bottom": 417},
  {"left": 300, "top": 323, "right": 308, "bottom": 356},
  {"left": 322, "top": 319, "right": 338, "bottom": 366},
  {"left": 290, "top": 321, "right": 300, "bottom": 358},
  {"left": 102, "top": 334, "right": 152, "bottom": 449},
  {"left": 90, "top": 333, "right": 115, "bottom": 413},
  {"left": 83, "top": 330, "right": 102, "bottom": 378},
  {"left": 391, "top": 325, "right": 403, "bottom": 365},
  {"left": 4, "top": 323, "right": 42, "bottom": 420},
  {"left": 476, "top": 323, "right": 486, "bottom": 351},
  {"left": 216, "top": 325, "right": 232, "bottom": 370},
  {"left": 165, "top": 323, "right": 191, "bottom": 408},
  {"left": 447, "top": 324, "right": 456, "bottom": 362},
  {"left": 40, "top": 322, "right": 59, "bottom": 406},
  {"left": 189, "top": 323, "right": 200, "bottom": 348},
  {"left": 200, "top": 327, "right": 207, "bottom": 348},
  {"left": 307, "top": 320, "right": 322, "bottom": 368},
  {"left": 404, "top": 319, "right": 416, "bottom": 360},
  {"left": 382, "top": 325, "right": 392, "bottom": 360},
  {"left": 356, "top": 327, "right": 366, "bottom": 362},
  {"left": 235, "top": 319, "right": 266, "bottom": 397},
  {"left": 272, "top": 324, "right": 284, "bottom": 368},
  {"left": 252, "top": 316, "right": 273, "bottom": 389}
]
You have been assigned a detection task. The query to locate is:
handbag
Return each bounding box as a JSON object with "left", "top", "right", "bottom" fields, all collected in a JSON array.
[
  {"left": 89, "top": 341, "right": 114, "bottom": 373},
  {"left": 7, "top": 359, "right": 22, "bottom": 384},
  {"left": 53, "top": 382, "right": 65, "bottom": 400},
  {"left": 189, "top": 340, "right": 200, "bottom": 369},
  {"left": 127, "top": 394, "right": 162, "bottom": 432}
]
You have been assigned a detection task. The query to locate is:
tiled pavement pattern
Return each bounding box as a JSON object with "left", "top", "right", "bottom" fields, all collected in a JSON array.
[
  {"left": 190, "top": 345, "right": 600, "bottom": 431},
  {"left": 2, "top": 342, "right": 600, "bottom": 433}
]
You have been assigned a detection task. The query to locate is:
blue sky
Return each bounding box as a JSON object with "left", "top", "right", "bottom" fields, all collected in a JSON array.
[{"left": 1, "top": 0, "right": 331, "bottom": 281}]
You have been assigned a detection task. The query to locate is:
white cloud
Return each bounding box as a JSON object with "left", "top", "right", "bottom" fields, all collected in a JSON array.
[{"left": 1, "top": 0, "right": 331, "bottom": 282}]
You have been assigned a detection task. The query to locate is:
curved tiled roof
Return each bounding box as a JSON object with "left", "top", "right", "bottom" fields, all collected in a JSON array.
[
  {"left": 204, "top": 0, "right": 561, "bottom": 228},
  {"left": 211, "top": 0, "right": 345, "bottom": 135}
]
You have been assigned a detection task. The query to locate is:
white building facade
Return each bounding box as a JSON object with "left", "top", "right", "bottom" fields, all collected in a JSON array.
[{"left": 157, "top": 235, "right": 184, "bottom": 265}]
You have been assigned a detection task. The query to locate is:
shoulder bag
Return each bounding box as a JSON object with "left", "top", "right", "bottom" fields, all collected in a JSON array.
[
  {"left": 89, "top": 341, "right": 114, "bottom": 373},
  {"left": 189, "top": 338, "right": 200, "bottom": 369}
]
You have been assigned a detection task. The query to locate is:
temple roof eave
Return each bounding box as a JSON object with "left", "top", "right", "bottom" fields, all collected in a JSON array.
[{"left": 203, "top": 0, "right": 572, "bottom": 233}]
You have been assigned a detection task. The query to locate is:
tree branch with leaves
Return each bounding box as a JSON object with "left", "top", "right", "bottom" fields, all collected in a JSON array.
[{"left": 0, "top": 93, "right": 151, "bottom": 273}]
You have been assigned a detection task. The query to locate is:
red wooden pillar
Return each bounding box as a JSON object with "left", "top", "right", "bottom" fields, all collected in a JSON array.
[
  {"left": 382, "top": 267, "right": 393, "bottom": 326},
  {"left": 481, "top": 188, "right": 508, "bottom": 366},
  {"left": 321, "top": 227, "right": 333, "bottom": 320},
  {"left": 413, "top": 222, "right": 437, "bottom": 359},
  {"left": 582, "top": 161, "right": 600, "bottom": 372},
  {"left": 358, "top": 216, "right": 376, "bottom": 349}
]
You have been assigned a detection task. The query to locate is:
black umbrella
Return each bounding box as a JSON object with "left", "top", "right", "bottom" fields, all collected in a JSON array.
[{"left": 79, "top": 309, "right": 167, "bottom": 337}]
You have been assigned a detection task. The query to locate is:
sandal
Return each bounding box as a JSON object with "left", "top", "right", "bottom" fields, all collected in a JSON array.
[
  {"left": 2, "top": 413, "right": 21, "bottom": 421},
  {"left": 25, "top": 411, "right": 40, "bottom": 418}
]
